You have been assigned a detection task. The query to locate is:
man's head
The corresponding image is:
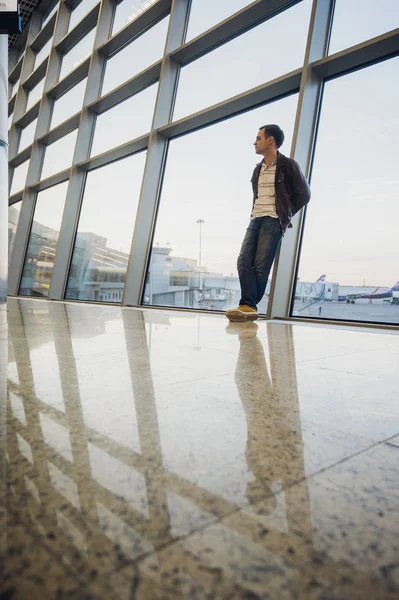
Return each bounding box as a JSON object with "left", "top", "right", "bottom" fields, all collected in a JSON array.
[{"left": 254, "top": 124, "right": 285, "bottom": 155}]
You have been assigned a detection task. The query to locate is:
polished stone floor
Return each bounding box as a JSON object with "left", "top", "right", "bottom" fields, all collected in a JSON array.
[{"left": 1, "top": 297, "right": 399, "bottom": 599}]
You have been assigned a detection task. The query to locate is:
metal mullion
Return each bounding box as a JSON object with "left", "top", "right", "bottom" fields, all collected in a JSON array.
[
  {"left": 48, "top": 0, "right": 114, "bottom": 300},
  {"left": 8, "top": 2, "right": 71, "bottom": 296},
  {"left": 267, "top": 0, "right": 335, "bottom": 320},
  {"left": 8, "top": 15, "right": 42, "bottom": 161},
  {"left": 88, "top": 59, "right": 162, "bottom": 114},
  {"left": 123, "top": 0, "right": 191, "bottom": 306},
  {"left": 22, "top": 57, "right": 48, "bottom": 88},
  {"left": 13, "top": 100, "right": 40, "bottom": 130},
  {"left": 8, "top": 46, "right": 20, "bottom": 74},
  {"left": 56, "top": 3, "right": 101, "bottom": 53},
  {"left": 8, "top": 55, "right": 23, "bottom": 84},
  {"left": 30, "top": 12, "right": 57, "bottom": 51},
  {"left": 76, "top": 133, "right": 150, "bottom": 171},
  {"left": 8, "top": 191, "right": 24, "bottom": 205},
  {"left": 99, "top": 0, "right": 172, "bottom": 57},
  {"left": 30, "top": 168, "right": 71, "bottom": 191},
  {"left": 158, "top": 69, "right": 302, "bottom": 139},
  {"left": 9, "top": 146, "right": 32, "bottom": 168},
  {"left": 37, "top": 111, "right": 81, "bottom": 145},
  {"left": 172, "top": 0, "right": 302, "bottom": 65},
  {"left": 48, "top": 58, "right": 90, "bottom": 98},
  {"left": 312, "top": 27, "right": 399, "bottom": 79}
]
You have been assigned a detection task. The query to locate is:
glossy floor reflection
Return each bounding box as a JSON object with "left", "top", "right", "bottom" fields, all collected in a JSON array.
[{"left": 2, "top": 297, "right": 399, "bottom": 599}]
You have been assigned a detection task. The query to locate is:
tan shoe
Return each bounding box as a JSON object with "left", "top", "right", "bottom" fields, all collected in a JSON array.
[
  {"left": 225, "top": 305, "right": 259, "bottom": 322},
  {"left": 225, "top": 322, "right": 259, "bottom": 338}
]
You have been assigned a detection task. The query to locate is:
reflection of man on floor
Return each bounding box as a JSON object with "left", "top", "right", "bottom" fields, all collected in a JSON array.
[{"left": 229, "top": 322, "right": 307, "bottom": 516}]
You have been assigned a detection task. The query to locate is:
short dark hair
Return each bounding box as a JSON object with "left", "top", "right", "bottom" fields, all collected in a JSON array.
[{"left": 260, "top": 124, "right": 285, "bottom": 148}]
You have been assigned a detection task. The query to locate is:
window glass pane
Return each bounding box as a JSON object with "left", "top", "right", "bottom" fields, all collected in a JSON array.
[
  {"left": 65, "top": 153, "right": 146, "bottom": 302},
  {"left": 34, "top": 37, "right": 53, "bottom": 71},
  {"left": 294, "top": 58, "right": 399, "bottom": 325},
  {"left": 59, "top": 28, "right": 96, "bottom": 81},
  {"left": 41, "top": 129, "right": 78, "bottom": 180},
  {"left": 186, "top": 0, "right": 253, "bottom": 42},
  {"left": 8, "top": 202, "right": 22, "bottom": 265},
  {"left": 42, "top": 2, "right": 58, "bottom": 28},
  {"left": 143, "top": 94, "right": 298, "bottom": 312},
  {"left": 329, "top": 0, "right": 399, "bottom": 55},
  {"left": 68, "top": 0, "right": 99, "bottom": 33},
  {"left": 101, "top": 16, "right": 168, "bottom": 95},
  {"left": 10, "top": 78, "right": 20, "bottom": 99},
  {"left": 10, "top": 160, "right": 30, "bottom": 195},
  {"left": 19, "top": 182, "right": 68, "bottom": 297},
  {"left": 91, "top": 84, "right": 157, "bottom": 156},
  {"left": 26, "top": 77, "right": 45, "bottom": 112},
  {"left": 18, "top": 118, "right": 38, "bottom": 153},
  {"left": 112, "top": 0, "right": 158, "bottom": 36},
  {"left": 50, "top": 79, "right": 87, "bottom": 129},
  {"left": 174, "top": 1, "right": 311, "bottom": 121}
]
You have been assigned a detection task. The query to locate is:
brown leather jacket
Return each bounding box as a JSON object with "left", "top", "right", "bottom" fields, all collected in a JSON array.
[{"left": 251, "top": 151, "right": 311, "bottom": 231}]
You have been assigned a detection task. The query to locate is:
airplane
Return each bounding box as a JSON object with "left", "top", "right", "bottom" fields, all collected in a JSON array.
[{"left": 338, "top": 280, "right": 399, "bottom": 303}]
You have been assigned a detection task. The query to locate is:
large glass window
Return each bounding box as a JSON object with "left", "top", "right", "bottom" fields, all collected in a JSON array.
[
  {"left": 18, "top": 118, "right": 38, "bottom": 153},
  {"left": 329, "top": 0, "right": 399, "bottom": 55},
  {"left": 186, "top": 0, "right": 253, "bottom": 42},
  {"left": 33, "top": 37, "right": 53, "bottom": 72},
  {"left": 19, "top": 182, "right": 68, "bottom": 297},
  {"left": 65, "top": 153, "right": 146, "bottom": 302},
  {"left": 112, "top": 0, "right": 159, "bottom": 37},
  {"left": 26, "top": 77, "right": 45, "bottom": 112},
  {"left": 90, "top": 84, "right": 157, "bottom": 157},
  {"left": 50, "top": 79, "right": 87, "bottom": 130},
  {"left": 8, "top": 202, "right": 22, "bottom": 265},
  {"left": 143, "top": 95, "right": 298, "bottom": 312},
  {"left": 59, "top": 28, "right": 96, "bottom": 81},
  {"left": 294, "top": 57, "right": 399, "bottom": 325},
  {"left": 41, "top": 129, "right": 78, "bottom": 179},
  {"left": 101, "top": 16, "right": 168, "bottom": 95},
  {"left": 68, "top": 0, "right": 100, "bottom": 33},
  {"left": 10, "top": 160, "right": 30, "bottom": 195},
  {"left": 173, "top": 0, "right": 311, "bottom": 121}
]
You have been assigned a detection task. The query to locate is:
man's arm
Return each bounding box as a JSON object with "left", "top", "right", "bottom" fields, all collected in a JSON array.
[{"left": 290, "top": 159, "right": 311, "bottom": 213}]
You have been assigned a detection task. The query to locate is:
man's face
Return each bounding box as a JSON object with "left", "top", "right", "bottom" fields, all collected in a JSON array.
[{"left": 254, "top": 129, "right": 272, "bottom": 154}]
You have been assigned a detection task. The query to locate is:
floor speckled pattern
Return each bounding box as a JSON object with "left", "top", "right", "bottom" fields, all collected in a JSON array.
[{"left": 1, "top": 297, "right": 399, "bottom": 599}]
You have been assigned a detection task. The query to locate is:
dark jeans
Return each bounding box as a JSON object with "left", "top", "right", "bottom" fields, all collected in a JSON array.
[{"left": 237, "top": 216, "right": 283, "bottom": 309}]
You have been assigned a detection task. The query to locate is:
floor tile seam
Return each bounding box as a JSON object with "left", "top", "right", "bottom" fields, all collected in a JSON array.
[
  {"left": 218, "top": 437, "right": 391, "bottom": 524},
  {"left": 281, "top": 437, "right": 394, "bottom": 490},
  {"left": 99, "top": 442, "right": 390, "bottom": 576},
  {"left": 107, "top": 506, "right": 246, "bottom": 576},
  {"left": 385, "top": 442, "right": 399, "bottom": 449},
  {"left": 298, "top": 415, "right": 379, "bottom": 444}
]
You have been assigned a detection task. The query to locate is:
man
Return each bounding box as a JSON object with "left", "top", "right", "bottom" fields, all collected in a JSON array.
[{"left": 226, "top": 124, "right": 311, "bottom": 322}]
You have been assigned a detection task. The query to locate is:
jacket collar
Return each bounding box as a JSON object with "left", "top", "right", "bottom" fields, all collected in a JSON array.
[{"left": 256, "top": 151, "right": 285, "bottom": 168}]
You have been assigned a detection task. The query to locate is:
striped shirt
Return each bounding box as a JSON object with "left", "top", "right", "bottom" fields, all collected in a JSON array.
[{"left": 251, "top": 159, "right": 278, "bottom": 220}]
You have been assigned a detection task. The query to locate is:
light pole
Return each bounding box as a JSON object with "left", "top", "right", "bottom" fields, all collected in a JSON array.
[{"left": 196, "top": 219, "right": 204, "bottom": 293}]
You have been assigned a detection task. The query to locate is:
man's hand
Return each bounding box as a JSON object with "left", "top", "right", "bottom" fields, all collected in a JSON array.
[{"left": 288, "top": 223, "right": 293, "bottom": 228}]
